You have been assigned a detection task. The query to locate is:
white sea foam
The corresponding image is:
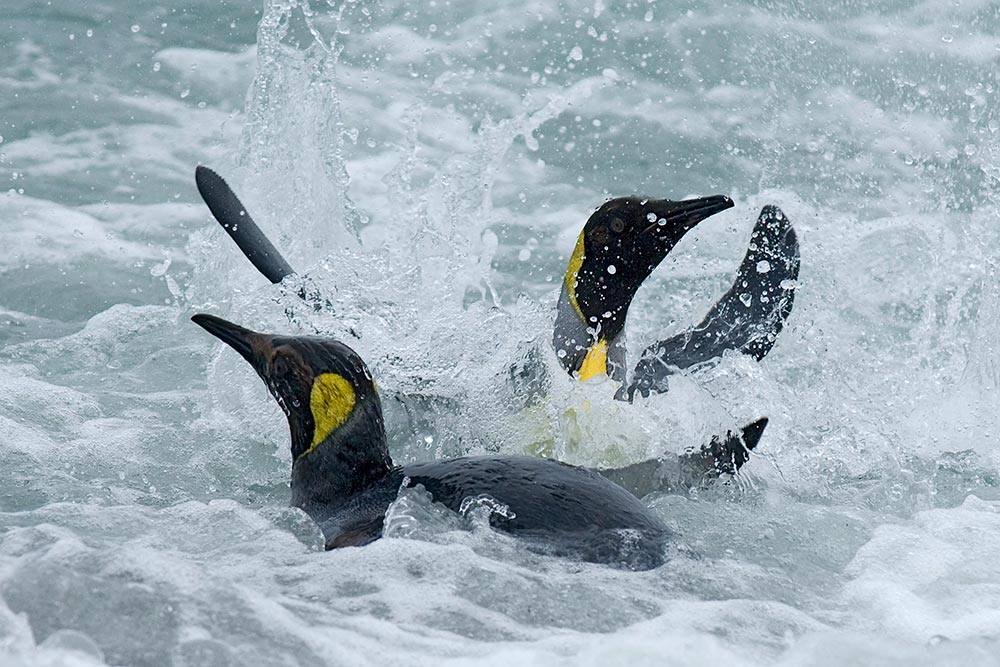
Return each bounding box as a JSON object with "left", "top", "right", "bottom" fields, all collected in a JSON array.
[{"left": 0, "top": 0, "right": 999, "bottom": 665}]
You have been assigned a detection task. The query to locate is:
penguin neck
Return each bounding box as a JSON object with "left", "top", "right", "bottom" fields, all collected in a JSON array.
[
  {"left": 553, "top": 282, "right": 629, "bottom": 384},
  {"left": 288, "top": 408, "right": 393, "bottom": 512}
]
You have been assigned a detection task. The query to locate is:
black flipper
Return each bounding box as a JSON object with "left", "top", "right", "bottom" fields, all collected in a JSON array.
[
  {"left": 626, "top": 206, "right": 799, "bottom": 399},
  {"left": 596, "top": 417, "right": 768, "bottom": 497},
  {"left": 195, "top": 165, "right": 296, "bottom": 284}
]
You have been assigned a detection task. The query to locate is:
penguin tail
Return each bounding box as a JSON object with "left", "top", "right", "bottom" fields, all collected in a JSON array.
[{"left": 195, "top": 165, "right": 296, "bottom": 284}]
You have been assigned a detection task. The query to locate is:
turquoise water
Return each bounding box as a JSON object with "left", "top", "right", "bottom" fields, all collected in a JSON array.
[{"left": 2, "top": 1, "right": 1000, "bottom": 665}]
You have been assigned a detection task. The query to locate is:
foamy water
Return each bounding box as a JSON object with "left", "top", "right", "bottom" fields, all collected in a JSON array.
[{"left": 2, "top": 1, "right": 1000, "bottom": 665}]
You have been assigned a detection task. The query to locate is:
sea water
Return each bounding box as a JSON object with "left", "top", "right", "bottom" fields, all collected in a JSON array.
[{"left": 1, "top": 1, "right": 1000, "bottom": 665}]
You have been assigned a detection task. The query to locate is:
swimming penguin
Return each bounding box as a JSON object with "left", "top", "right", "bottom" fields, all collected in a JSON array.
[
  {"left": 552, "top": 195, "right": 734, "bottom": 384},
  {"left": 192, "top": 313, "right": 768, "bottom": 569},
  {"left": 555, "top": 198, "right": 799, "bottom": 399},
  {"left": 626, "top": 205, "right": 799, "bottom": 399},
  {"left": 193, "top": 166, "right": 799, "bottom": 400}
]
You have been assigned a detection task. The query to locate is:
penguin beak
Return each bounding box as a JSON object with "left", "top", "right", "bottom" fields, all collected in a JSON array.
[
  {"left": 642, "top": 195, "right": 733, "bottom": 237},
  {"left": 191, "top": 313, "right": 271, "bottom": 369}
]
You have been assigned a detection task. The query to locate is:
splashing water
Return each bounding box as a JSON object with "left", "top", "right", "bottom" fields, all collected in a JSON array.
[{"left": 1, "top": 0, "right": 1000, "bottom": 665}]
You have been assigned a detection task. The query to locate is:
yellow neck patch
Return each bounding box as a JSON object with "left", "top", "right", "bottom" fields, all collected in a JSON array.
[
  {"left": 577, "top": 339, "right": 608, "bottom": 381},
  {"left": 301, "top": 372, "right": 356, "bottom": 460},
  {"left": 564, "top": 231, "right": 586, "bottom": 320}
]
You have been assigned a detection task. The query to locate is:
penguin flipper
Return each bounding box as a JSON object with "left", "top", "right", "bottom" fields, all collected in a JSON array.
[
  {"left": 195, "top": 165, "right": 297, "bottom": 284},
  {"left": 677, "top": 416, "right": 768, "bottom": 480},
  {"left": 628, "top": 206, "right": 799, "bottom": 398},
  {"left": 596, "top": 417, "right": 767, "bottom": 497}
]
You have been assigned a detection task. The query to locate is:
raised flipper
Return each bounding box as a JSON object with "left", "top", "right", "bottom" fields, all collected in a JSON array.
[
  {"left": 597, "top": 417, "right": 767, "bottom": 496},
  {"left": 195, "top": 165, "right": 296, "bottom": 284},
  {"left": 626, "top": 206, "right": 799, "bottom": 399}
]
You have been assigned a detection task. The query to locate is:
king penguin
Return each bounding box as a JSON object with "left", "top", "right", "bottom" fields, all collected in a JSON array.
[
  {"left": 551, "top": 194, "right": 734, "bottom": 384},
  {"left": 554, "top": 197, "right": 799, "bottom": 399},
  {"left": 192, "top": 313, "right": 768, "bottom": 569}
]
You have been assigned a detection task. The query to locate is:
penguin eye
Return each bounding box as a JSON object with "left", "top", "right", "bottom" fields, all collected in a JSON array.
[
  {"left": 272, "top": 353, "right": 292, "bottom": 377},
  {"left": 610, "top": 218, "right": 625, "bottom": 233}
]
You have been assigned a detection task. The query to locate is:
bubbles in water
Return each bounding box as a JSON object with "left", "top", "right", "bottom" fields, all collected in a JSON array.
[{"left": 459, "top": 494, "right": 516, "bottom": 521}]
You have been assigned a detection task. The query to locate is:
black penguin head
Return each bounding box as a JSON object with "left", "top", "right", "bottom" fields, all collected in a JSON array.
[
  {"left": 567, "top": 195, "right": 734, "bottom": 331},
  {"left": 557, "top": 195, "right": 733, "bottom": 379},
  {"left": 192, "top": 314, "right": 391, "bottom": 500}
]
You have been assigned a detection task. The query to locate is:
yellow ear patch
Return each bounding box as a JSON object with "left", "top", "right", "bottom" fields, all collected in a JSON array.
[
  {"left": 564, "top": 231, "right": 586, "bottom": 320},
  {"left": 577, "top": 339, "right": 608, "bottom": 381},
  {"left": 301, "top": 373, "right": 356, "bottom": 459}
]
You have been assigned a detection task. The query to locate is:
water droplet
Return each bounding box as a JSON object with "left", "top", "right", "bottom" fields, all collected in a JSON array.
[
  {"left": 607, "top": 264, "right": 616, "bottom": 274},
  {"left": 149, "top": 258, "right": 171, "bottom": 277},
  {"left": 557, "top": 349, "right": 567, "bottom": 358},
  {"left": 646, "top": 212, "right": 656, "bottom": 222},
  {"left": 164, "top": 276, "right": 183, "bottom": 299},
  {"left": 756, "top": 260, "right": 771, "bottom": 273},
  {"left": 567, "top": 46, "right": 583, "bottom": 61},
  {"left": 739, "top": 292, "right": 752, "bottom": 307},
  {"left": 131, "top": 24, "right": 141, "bottom": 33}
]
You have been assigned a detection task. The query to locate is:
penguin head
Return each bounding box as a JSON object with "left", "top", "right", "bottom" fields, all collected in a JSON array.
[
  {"left": 192, "top": 314, "right": 391, "bottom": 497},
  {"left": 557, "top": 194, "right": 733, "bottom": 378}
]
